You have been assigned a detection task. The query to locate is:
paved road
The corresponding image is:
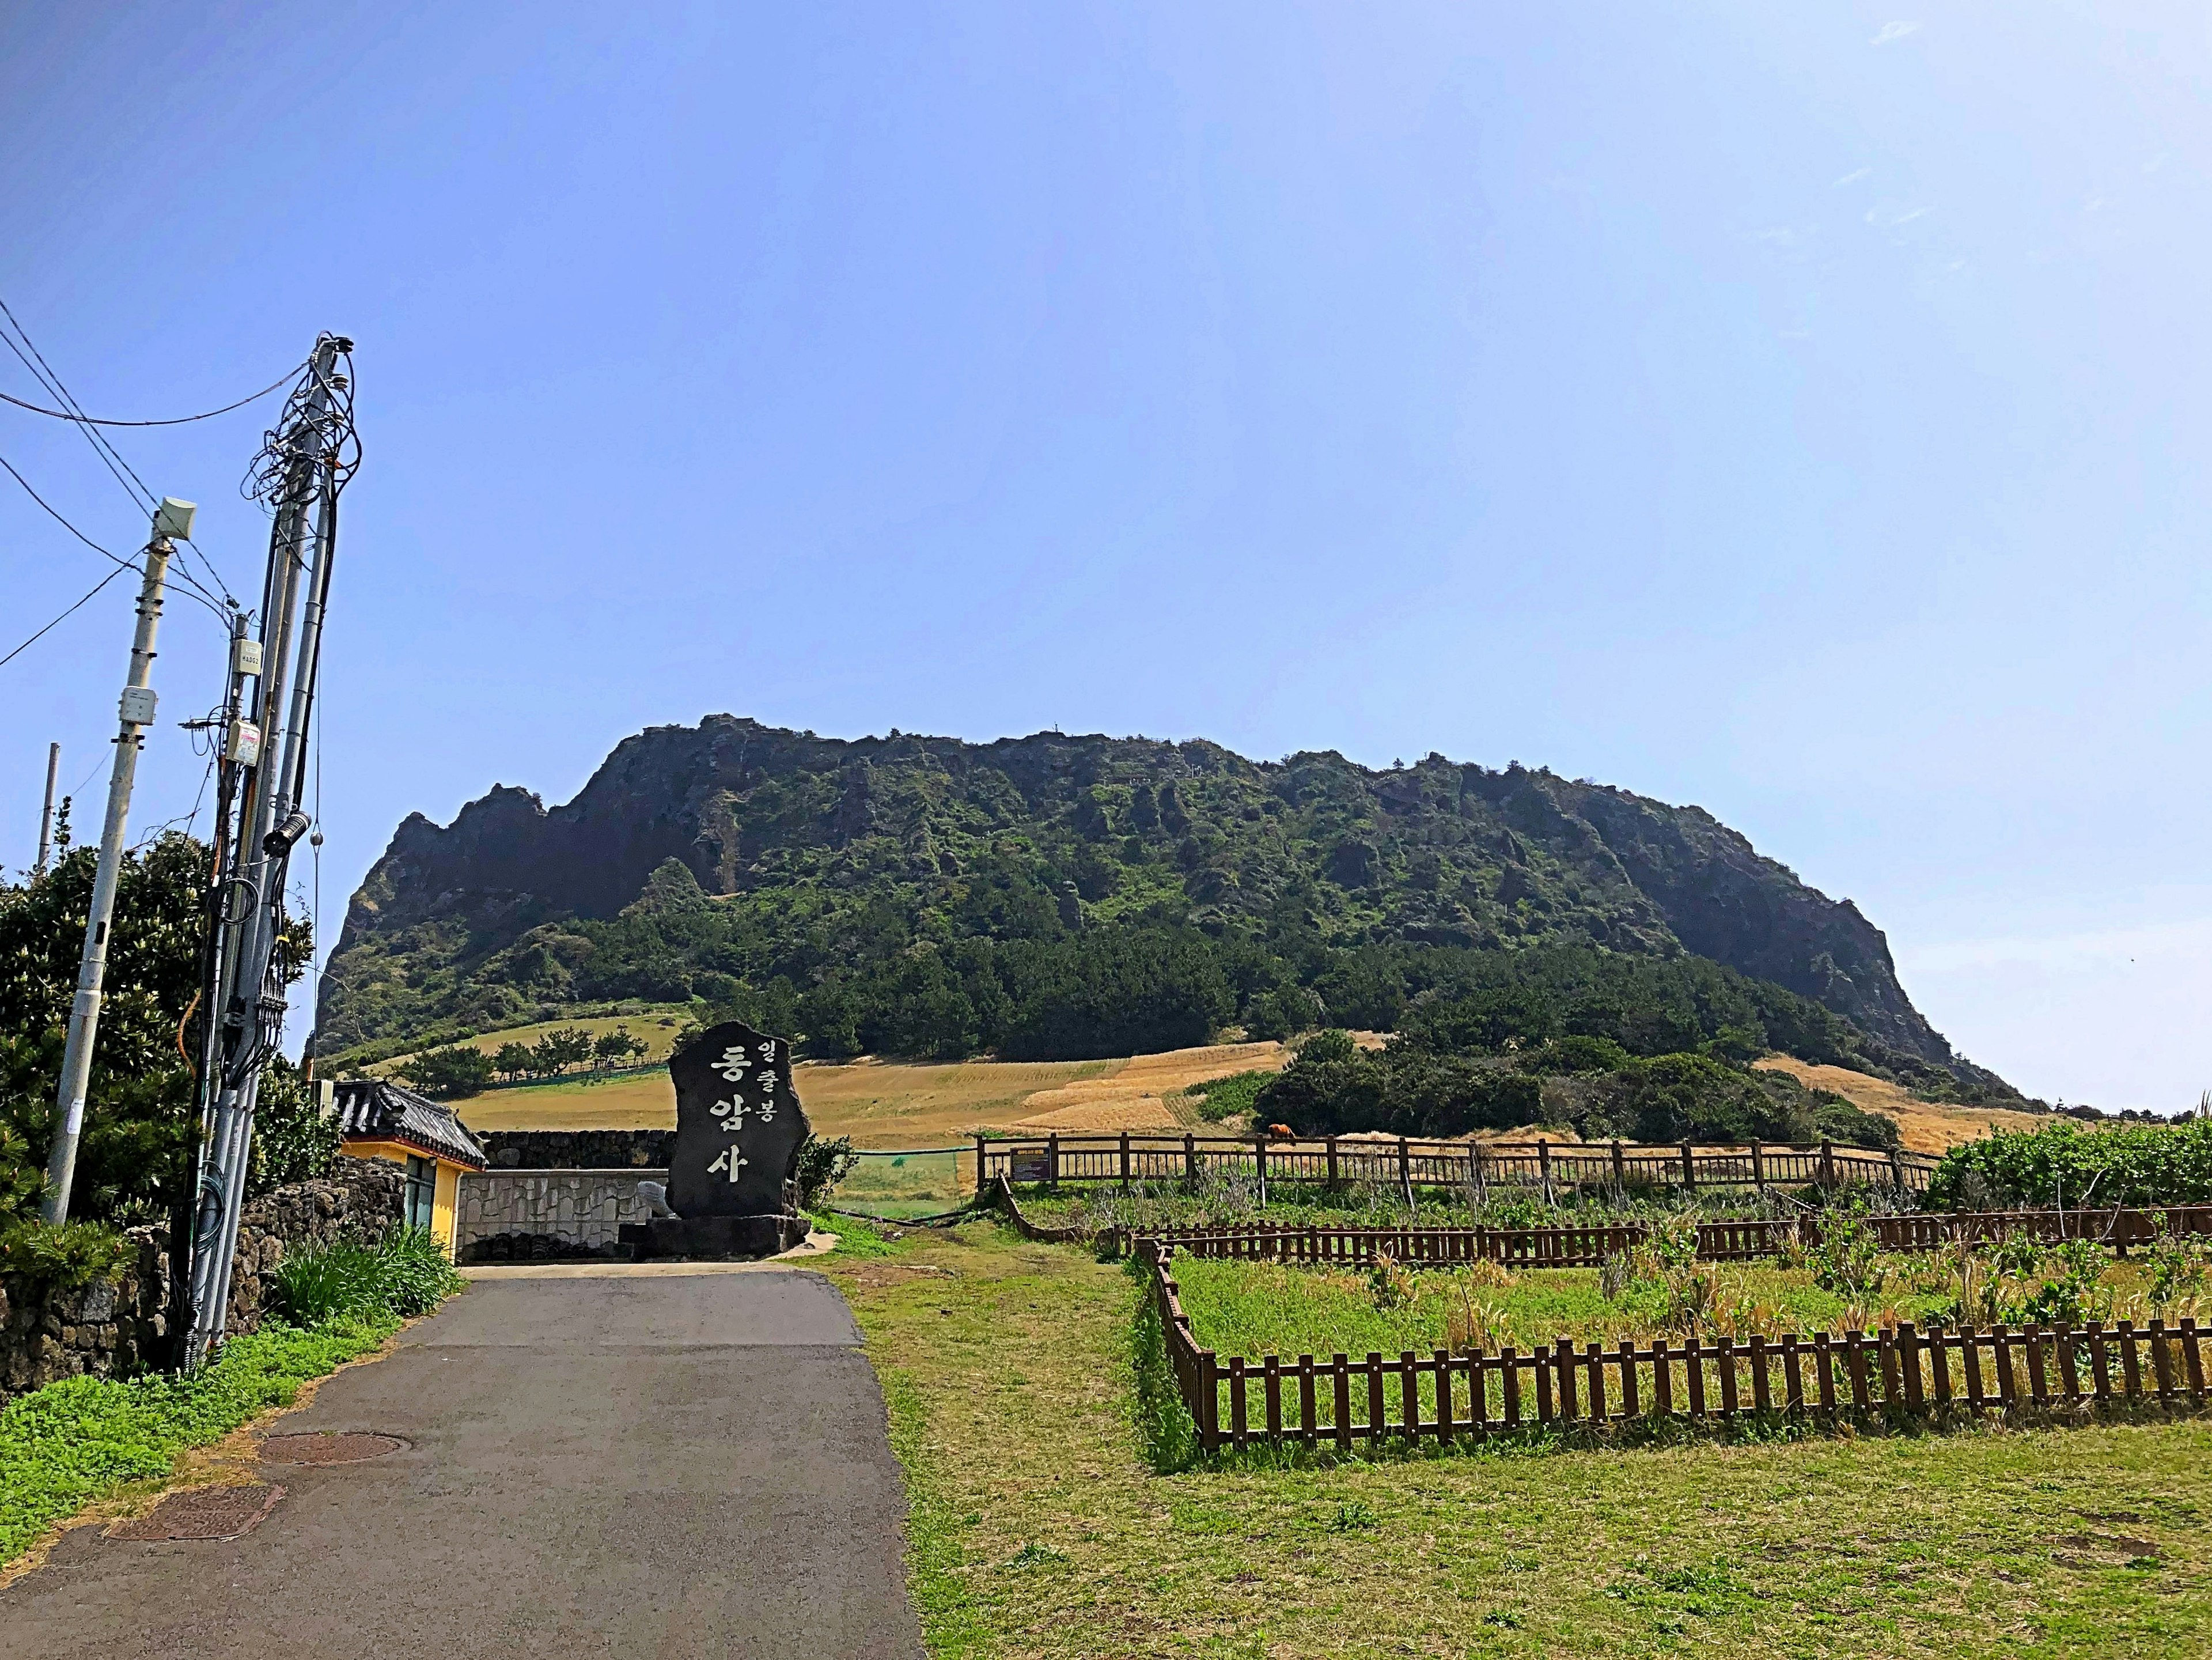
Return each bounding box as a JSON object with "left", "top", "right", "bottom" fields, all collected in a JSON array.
[{"left": 0, "top": 1267, "right": 922, "bottom": 1659}]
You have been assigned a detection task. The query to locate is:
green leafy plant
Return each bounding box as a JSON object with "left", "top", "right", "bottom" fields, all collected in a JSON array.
[
  {"left": 796, "top": 1133, "right": 861, "bottom": 1208},
  {"left": 1806, "top": 1198, "right": 1886, "bottom": 1300},
  {"left": 1927, "top": 1118, "right": 2212, "bottom": 1211},
  {"left": 1367, "top": 1250, "right": 1416, "bottom": 1312},
  {"left": 1188, "top": 1069, "right": 1272, "bottom": 1124},
  {"left": 0, "top": 1217, "right": 133, "bottom": 1291},
  {"left": 2144, "top": 1217, "right": 2211, "bottom": 1318},
  {"left": 268, "top": 1226, "right": 463, "bottom": 1325}
]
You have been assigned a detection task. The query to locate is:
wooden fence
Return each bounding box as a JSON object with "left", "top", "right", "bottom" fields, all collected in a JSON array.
[
  {"left": 1136, "top": 1206, "right": 2212, "bottom": 1270},
  {"left": 1143, "top": 1243, "right": 2212, "bottom": 1453},
  {"left": 976, "top": 1131, "right": 1936, "bottom": 1199}
]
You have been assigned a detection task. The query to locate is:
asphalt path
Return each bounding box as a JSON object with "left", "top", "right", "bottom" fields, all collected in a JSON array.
[{"left": 0, "top": 1267, "right": 922, "bottom": 1659}]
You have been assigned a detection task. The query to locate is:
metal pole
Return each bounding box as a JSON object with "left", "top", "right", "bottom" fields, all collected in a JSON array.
[
  {"left": 34, "top": 742, "right": 59, "bottom": 874},
  {"left": 186, "top": 337, "right": 346, "bottom": 1365},
  {"left": 41, "top": 534, "right": 175, "bottom": 1223}
]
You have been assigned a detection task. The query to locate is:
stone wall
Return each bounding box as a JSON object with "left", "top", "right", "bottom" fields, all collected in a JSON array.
[
  {"left": 476, "top": 1129, "right": 674, "bottom": 1170},
  {"left": 455, "top": 1169, "right": 669, "bottom": 1261},
  {"left": 1, "top": 1154, "right": 406, "bottom": 1401}
]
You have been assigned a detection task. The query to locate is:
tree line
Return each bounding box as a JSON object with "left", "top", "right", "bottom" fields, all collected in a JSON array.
[
  {"left": 395, "top": 1026, "right": 652, "bottom": 1101},
  {"left": 1, "top": 835, "right": 334, "bottom": 1249}
]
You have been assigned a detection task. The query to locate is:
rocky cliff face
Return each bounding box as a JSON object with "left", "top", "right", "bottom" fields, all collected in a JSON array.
[{"left": 319, "top": 715, "right": 1968, "bottom": 1075}]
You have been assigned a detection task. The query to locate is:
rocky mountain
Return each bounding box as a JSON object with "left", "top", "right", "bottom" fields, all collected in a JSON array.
[{"left": 317, "top": 716, "right": 1999, "bottom": 1092}]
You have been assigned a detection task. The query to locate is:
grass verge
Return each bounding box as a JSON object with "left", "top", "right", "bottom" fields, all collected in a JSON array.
[
  {"left": 825, "top": 1220, "right": 2212, "bottom": 1658},
  {"left": 0, "top": 1311, "right": 398, "bottom": 1566}
]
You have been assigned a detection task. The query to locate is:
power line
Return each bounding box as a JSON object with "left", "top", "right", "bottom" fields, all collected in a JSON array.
[
  {"left": 0, "top": 298, "right": 241, "bottom": 610},
  {"left": 0, "top": 561, "right": 132, "bottom": 670},
  {"left": 0, "top": 311, "right": 156, "bottom": 510},
  {"left": 0, "top": 443, "right": 233, "bottom": 622},
  {"left": 0, "top": 362, "right": 301, "bottom": 426},
  {"left": 0, "top": 445, "right": 138, "bottom": 570}
]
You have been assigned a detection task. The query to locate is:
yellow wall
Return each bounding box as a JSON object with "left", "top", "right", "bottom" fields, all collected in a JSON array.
[{"left": 343, "top": 1139, "right": 471, "bottom": 1259}]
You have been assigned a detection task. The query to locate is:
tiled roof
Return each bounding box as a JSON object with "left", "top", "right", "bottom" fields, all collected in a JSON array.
[{"left": 332, "top": 1077, "right": 487, "bottom": 1171}]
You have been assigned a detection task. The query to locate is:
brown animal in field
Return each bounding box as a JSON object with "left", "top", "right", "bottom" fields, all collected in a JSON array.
[{"left": 1268, "top": 1123, "right": 1297, "bottom": 1140}]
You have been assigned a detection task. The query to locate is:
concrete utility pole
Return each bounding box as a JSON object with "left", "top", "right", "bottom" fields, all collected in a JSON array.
[
  {"left": 185, "top": 335, "right": 353, "bottom": 1366},
  {"left": 41, "top": 498, "right": 196, "bottom": 1224},
  {"left": 34, "top": 742, "right": 59, "bottom": 874}
]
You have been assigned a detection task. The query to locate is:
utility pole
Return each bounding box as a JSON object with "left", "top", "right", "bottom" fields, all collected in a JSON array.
[
  {"left": 34, "top": 742, "right": 59, "bottom": 874},
  {"left": 184, "top": 335, "right": 354, "bottom": 1366},
  {"left": 41, "top": 498, "right": 196, "bottom": 1224}
]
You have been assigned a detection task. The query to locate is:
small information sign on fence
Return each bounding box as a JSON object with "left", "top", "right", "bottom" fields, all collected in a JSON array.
[{"left": 1009, "top": 1148, "right": 1053, "bottom": 1185}]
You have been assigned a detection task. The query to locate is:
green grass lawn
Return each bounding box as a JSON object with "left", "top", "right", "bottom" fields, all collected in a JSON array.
[{"left": 823, "top": 1220, "right": 2212, "bottom": 1658}]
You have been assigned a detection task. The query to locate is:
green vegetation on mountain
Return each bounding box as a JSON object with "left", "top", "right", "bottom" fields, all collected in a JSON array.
[{"left": 316, "top": 718, "right": 2018, "bottom": 1106}]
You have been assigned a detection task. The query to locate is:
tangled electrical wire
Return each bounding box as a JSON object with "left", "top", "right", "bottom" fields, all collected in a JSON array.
[{"left": 242, "top": 335, "right": 361, "bottom": 508}]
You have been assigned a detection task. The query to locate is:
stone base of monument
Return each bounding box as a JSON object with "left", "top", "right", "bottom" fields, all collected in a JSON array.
[{"left": 618, "top": 1213, "right": 809, "bottom": 1261}]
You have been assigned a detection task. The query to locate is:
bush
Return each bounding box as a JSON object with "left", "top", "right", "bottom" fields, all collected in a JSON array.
[
  {"left": 1926, "top": 1118, "right": 2212, "bottom": 1211},
  {"left": 396, "top": 1045, "right": 495, "bottom": 1099},
  {"left": 796, "top": 1134, "right": 861, "bottom": 1208},
  {"left": 1188, "top": 1070, "right": 1272, "bottom": 1123},
  {"left": 0, "top": 1217, "right": 133, "bottom": 1291},
  {"left": 268, "top": 1227, "right": 463, "bottom": 1325}
]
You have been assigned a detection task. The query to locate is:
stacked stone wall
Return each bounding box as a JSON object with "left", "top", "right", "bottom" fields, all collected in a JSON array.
[
  {"left": 1, "top": 1154, "right": 405, "bottom": 1400},
  {"left": 476, "top": 1129, "right": 675, "bottom": 1169},
  {"left": 454, "top": 1169, "right": 669, "bottom": 1261}
]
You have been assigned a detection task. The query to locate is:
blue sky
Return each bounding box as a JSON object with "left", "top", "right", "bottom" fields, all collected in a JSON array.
[{"left": 3, "top": 3, "right": 2207, "bottom": 1107}]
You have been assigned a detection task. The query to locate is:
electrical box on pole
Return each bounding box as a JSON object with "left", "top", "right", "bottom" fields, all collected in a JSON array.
[{"left": 180, "top": 336, "right": 358, "bottom": 1366}]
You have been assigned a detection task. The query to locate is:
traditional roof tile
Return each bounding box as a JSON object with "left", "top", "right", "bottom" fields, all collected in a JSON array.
[{"left": 332, "top": 1077, "right": 487, "bottom": 1171}]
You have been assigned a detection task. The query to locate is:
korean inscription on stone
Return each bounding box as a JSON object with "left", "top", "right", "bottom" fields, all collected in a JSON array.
[{"left": 666, "top": 1019, "right": 809, "bottom": 1217}]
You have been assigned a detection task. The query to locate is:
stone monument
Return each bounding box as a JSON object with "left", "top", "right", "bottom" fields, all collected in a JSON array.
[{"left": 620, "top": 1020, "right": 810, "bottom": 1260}]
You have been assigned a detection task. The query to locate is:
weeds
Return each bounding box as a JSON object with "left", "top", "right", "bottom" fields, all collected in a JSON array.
[{"left": 268, "top": 1227, "right": 463, "bottom": 1325}]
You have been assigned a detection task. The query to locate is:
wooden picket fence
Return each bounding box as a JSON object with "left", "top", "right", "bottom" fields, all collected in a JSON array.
[
  {"left": 976, "top": 1130, "right": 1936, "bottom": 1198},
  {"left": 1137, "top": 1206, "right": 2212, "bottom": 1270},
  {"left": 1144, "top": 1242, "right": 2212, "bottom": 1453}
]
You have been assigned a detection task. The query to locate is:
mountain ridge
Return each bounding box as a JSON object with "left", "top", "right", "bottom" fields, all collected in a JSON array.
[{"left": 317, "top": 714, "right": 2004, "bottom": 1095}]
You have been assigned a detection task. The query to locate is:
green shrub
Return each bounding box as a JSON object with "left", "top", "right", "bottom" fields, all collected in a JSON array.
[
  {"left": 1926, "top": 1119, "right": 2212, "bottom": 1211},
  {"left": 269, "top": 1227, "right": 463, "bottom": 1325},
  {"left": 797, "top": 1134, "right": 861, "bottom": 1207},
  {"left": 1188, "top": 1070, "right": 1272, "bottom": 1122},
  {"left": 0, "top": 1218, "right": 133, "bottom": 1291}
]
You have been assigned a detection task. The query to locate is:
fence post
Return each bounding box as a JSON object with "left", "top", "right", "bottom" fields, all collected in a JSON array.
[
  {"left": 1184, "top": 1132, "right": 1198, "bottom": 1183},
  {"left": 1120, "top": 1130, "right": 1132, "bottom": 1188},
  {"left": 1255, "top": 1135, "right": 1268, "bottom": 1208},
  {"left": 1326, "top": 1137, "right": 1339, "bottom": 1186},
  {"left": 1399, "top": 1136, "right": 1412, "bottom": 1204},
  {"left": 1751, "top": 1139, "right": 1764, "bottom": 1193},
  {"left": 1680, "top": 1141, "right": 1696, "bottom": 1193},
  {"left": 1819, "top": 1139, "right": 1836, "bottom": 1189},
  {"left": 1610, "top": 1139, "right": 1626, "bottom": 1191},
  {"left": 974, "top": 1132, "right": 988, "bottom": 1198},
  {"left": 1048, "top": 1133, "right": 1060, "bottom": 1188},
  {"left": 1888, "top": 1145, "right": 1905, "bottom": 1194},
  {"left": 1539, "top": 1139, "right": 1553, "bottom": 1204}
]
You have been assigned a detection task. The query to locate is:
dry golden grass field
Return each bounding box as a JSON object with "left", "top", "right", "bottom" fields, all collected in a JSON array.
[
  {"left": 1752, "top": 1056, "right": 2050, "bottom": 1154},
  {"left": 445, "top": 1037, "right": 2027, "bottom": 1160},
  {"left": 447, "top": 1042, "right": 1295, "bottom": 1146}
]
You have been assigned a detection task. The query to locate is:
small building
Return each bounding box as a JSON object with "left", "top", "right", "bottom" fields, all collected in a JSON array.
[{"left": 332, "top": 1077, "right": 488, "bottom": 1258}]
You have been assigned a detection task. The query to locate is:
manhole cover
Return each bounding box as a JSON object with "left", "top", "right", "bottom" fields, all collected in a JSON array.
[
  {"left": 107, "top": 1484, "right": 284, "bottom": 1542},
  {"left": 261, "top": 1432, "right": 409, "bottom": 1465}
]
